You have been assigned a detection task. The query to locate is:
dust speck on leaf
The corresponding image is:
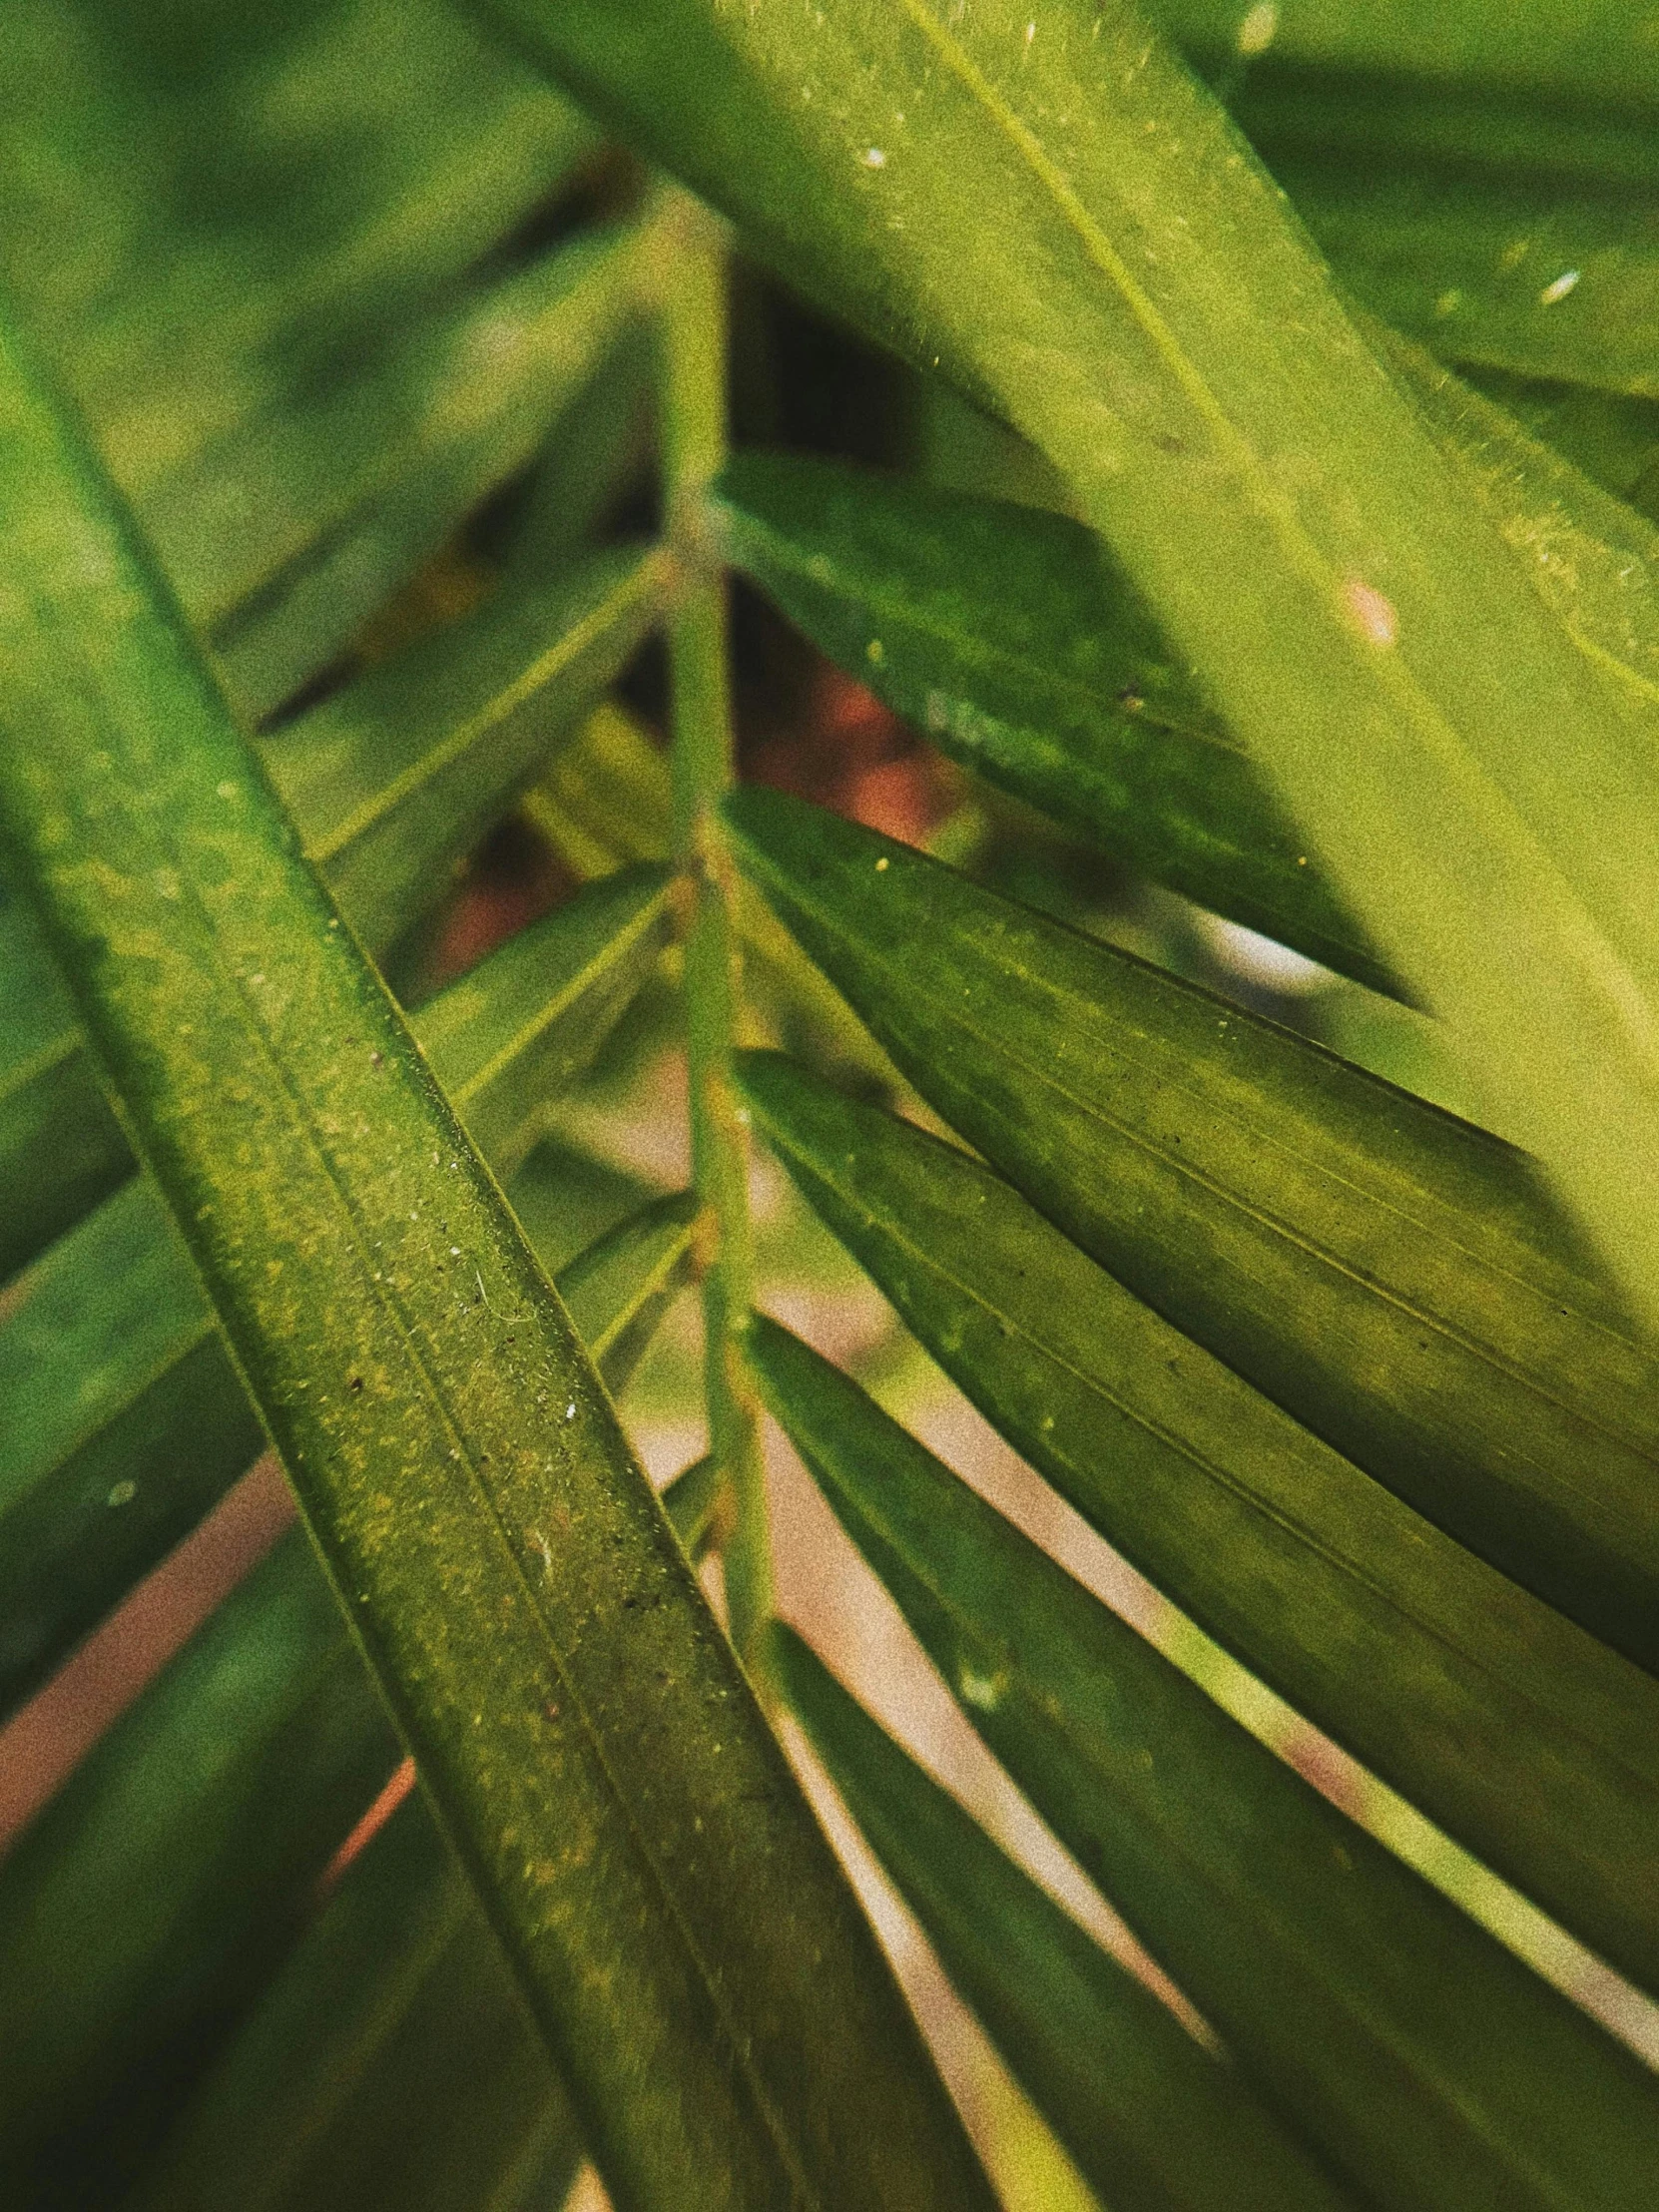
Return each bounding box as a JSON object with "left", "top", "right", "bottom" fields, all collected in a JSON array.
[
  {"left": 1538, "top": 269, "right": 1580, "bottom": 305},
  {"left": 1341, "top": 575, "right": 1398, "bottom": 649},
  {"left": 1236, "top": 1, "right": 1278, "bottom": 55}
]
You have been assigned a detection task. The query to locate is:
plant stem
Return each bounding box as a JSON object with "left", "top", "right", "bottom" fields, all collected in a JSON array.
[{"left": 660, "top": 195, "right": 773, "bottom": 1659}]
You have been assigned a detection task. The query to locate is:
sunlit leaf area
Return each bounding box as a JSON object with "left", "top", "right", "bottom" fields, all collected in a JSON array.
[{"left": 5, "top": 4, "right": 1659, "bottom": 2207}]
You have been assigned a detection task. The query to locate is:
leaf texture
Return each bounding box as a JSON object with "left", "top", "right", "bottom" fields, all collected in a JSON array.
[
  {"left": 0, "top": 1142, "right": 720, "bottom": 2208},
  {"left": 749, "top": 1314, "right": 1659, "bottom": 2212},
  {"left": 0, "top": 535, "right": 666, "bottom": 1287},
  {"left": 0, "top": 866, "right": 673, "bottom": 1721},
  {"left": 481, "top": 0, "right": 1659, "bottom": 1328},
  {"left": 125, "top": 1790, "right": 584, "bottom": 2212},
  {"left": 772, "top": 1618, "right": 1357, "bottom": 2212},
  {"left": 0, "top": 306, "right": 990, "bottom": 2212},
  {"left": 737, "top": 1045, "right": 1659, "bottom": 1994},
  {"left": 0, "top": 1531, "right": 399, "bottom": 2209},
  {"left": 726, "top": 788, "right": 1659, "bottom": 1671},
  {"left": 713, "top": 454, "right": 1391, "bottom": 991}
]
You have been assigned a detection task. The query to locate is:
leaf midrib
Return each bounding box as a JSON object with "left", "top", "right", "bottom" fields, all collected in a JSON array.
[
  {"left": 772, "top": 1123, "right": 1659, "bottom": 1801},
  {"left": 788, "top": 857, "right": 1658, "bottom": 1464},
  {"left": 305, "top": 549, "right": 670, "bottom": 869},
  {"left": 893, "top": 0, "right": 1659, "bottom": 1063},
  {"left": 116, "top": 772, "right": 822, "bottom": 2211},
  {"left": 809, "top": 1418, "right": 1578, "bottom": 2208}
]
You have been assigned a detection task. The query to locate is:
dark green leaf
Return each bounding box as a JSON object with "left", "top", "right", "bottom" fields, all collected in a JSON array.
[
  {"left": 0, "top": 866, "right": 668, "bottom": 1725},
  {"left": 771, "top": 1618, "right": 1356, "bottom": 2212},
  {"left": 0, "top": 1178, "right": 263, "bottom": 1725},
  {"left": 736, "top": 1046, "right": 1659, "bottom": 1995},
  {"left": 748, "top": 1314, "right": 1659, "bottom": 2212},
  {"left": 0, "top": 303, "right": 990, "bottom": 2212},
  {"left": 713, "top": 454, "right": 1392, "bottom": 992},
  {"left": 1, "top": 0, "right": 594, "bottom": 503},
  {"left": 197, "top": 228, "right": 651, "bottom": 720},
  {"left": 127, "top": 1791, "right": 583, "bottom": 2212},
  {"left": 0, "top": 1529, "right": 398, "bottom": 2210},
  {"left": 726, "top": 788, "right": 1659, "bottom": 1670},
  {"left": 1, "top": 536, "right": 667, "bottom": 1288},
  {"left": 0, "top": 1128, "right": 730, "bottom": 2207}
]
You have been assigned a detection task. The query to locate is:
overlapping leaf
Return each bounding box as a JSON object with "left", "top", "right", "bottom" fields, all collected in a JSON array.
[
  {"left": 0, "top": 866, "right": 674, "bottom": 1721},
  {"left": 713, "top": 454, "right": 1391, "bottom": 991},
  {"left": 727, "top": 789, "right": 1659, "bottom": 1670},
  {"left": 0, "top": 1177, "right": 705, "bottom": 2207},
  {"left": 751, "top": 1316, "right": 1659, "bottom": 2212},
  {"left": 0, "top": 303, "right": 989, "bottom": 2211},
  {"left": 772, "top": 1619, "right": 1355, "bottom": 2212},
  {"left": 0, "top": 1531, "right": 398, "bottom": 2209},
  {"left": 125, "top": 1791, "right": 583, "bottom": 2212},
  {"left": 0, "top": 535, "right": 665, "bottom": 1288},
  {"left": 737, "top": 1045, "right": 1659, "bottom": 1993}
]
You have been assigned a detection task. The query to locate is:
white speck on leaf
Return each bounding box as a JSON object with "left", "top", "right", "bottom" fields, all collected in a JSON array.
[
  {"left": 1342, "top": 576, "right": 1398, "bottom": 649},
  {"left": 861, "top": 147, "right": 885, "bottom": 169},
  {"left": 1539, "top": 269, "right": 1580, "bottom": 304},
  {"left": 1237, "top": 1, "right": 1278, "bottom": 54},
  {"left": 565, "top": 1402, "right": 577, "bottom": 1421}
]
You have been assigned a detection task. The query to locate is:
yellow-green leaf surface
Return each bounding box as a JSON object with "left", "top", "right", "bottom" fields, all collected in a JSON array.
[
  {"left": 0, "top": 308, "right": 991, "bottom": 2212},
  {"left": 1384, "top": 330, "right": 1659, "bottom": 707},
  {"left": 727, "top": 789, "right": 1659, "bottom": 1670},
  {"left": 771, "top": 1619, "right": 1356, "bottom": 2212},
  {"left": 481, "top": 0, "right": 1659, "bottom": 1328},
  {"left": 748, "top": 1316, "right": 1659, "bottom": 2212},
  {"left": 737, "top": 1048, "right": 1659, "bottom": 1995},
  {"left": 1290, "top": 167, "right": 1659, "bottom": 399},
  {"left": 1149, "top": 0, "right": 1659, "bottom": 121}
]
